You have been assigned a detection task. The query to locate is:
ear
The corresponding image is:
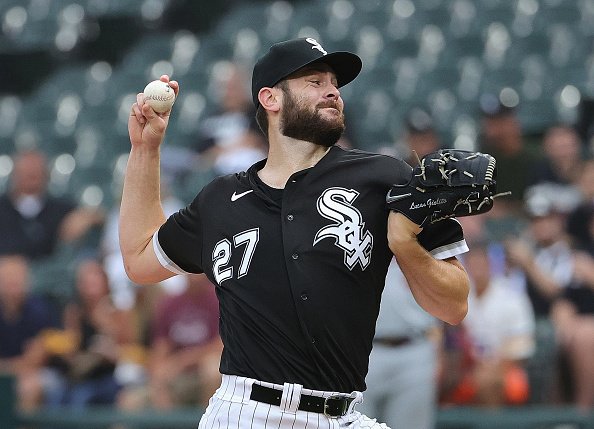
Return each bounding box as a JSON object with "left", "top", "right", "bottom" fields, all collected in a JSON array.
[{"left": 258, "top": 87, "right": 281, "bottom": 112}]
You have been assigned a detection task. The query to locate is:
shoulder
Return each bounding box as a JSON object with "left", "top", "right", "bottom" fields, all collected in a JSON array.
[
  {"left": 45, "top": 195, "right": 77, "bottom": 213},
  {"left": 336, "top": 146, "right": 410, "bottom": 166},
  {"left": 195, "top": 171, "right": 248, "bottom": 201},
  {"left": 331, "top": 146, "right": 412, "bottom": 180}
]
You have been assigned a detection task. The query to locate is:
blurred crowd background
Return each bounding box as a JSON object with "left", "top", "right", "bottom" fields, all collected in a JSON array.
[{"left": 1, "top": 0, "right": 594, "bottom": 425}]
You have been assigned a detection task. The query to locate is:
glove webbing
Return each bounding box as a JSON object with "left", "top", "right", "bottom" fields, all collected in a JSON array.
[{"left": 415, "top": 151, "right": 486, "bottom": 184}]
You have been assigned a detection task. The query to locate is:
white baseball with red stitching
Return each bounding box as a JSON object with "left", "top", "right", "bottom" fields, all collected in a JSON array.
[{"left": 143, "top": 80, "right": 176, "bottom": 113}]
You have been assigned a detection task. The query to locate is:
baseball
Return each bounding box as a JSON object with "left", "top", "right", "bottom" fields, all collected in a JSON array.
[{"left": 143, "top": 80, "right": 176, "bottom": 113}]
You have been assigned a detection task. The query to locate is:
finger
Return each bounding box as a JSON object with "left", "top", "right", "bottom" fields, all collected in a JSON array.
[
  {"left": 168, "top": 80, "right": 179, "bottom": 97},
  {"left": 158, "top": 75, "right": 179, "bottom": 98},
  {"left": 136, "top": 92, "right": 149, "bottom": 120},
  {"left": 137, "top": 92, "right": 146, "bottom": 108},
  {"left": 141, "top": 102, "right": 159, "bottom": 122},
  {"left": 131, "top": 102, "right": 146, "bottom": 124}
]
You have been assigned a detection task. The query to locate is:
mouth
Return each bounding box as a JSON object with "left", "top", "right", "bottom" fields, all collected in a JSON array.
[{"left": 318, "top": 105, "right": 341, "bottom": 114}]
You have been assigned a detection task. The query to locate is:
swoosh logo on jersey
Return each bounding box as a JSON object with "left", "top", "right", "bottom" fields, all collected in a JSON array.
[
  {"left": 386, "top": 190, "right": 412, "bottom": 204},
  {"left": 231, "top": 190, "right": 254, "bottom": 202}
]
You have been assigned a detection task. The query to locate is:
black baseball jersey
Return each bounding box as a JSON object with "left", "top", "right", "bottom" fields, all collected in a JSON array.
[{"left": 154, "top": 145, "right": 467, "bottom": 392}]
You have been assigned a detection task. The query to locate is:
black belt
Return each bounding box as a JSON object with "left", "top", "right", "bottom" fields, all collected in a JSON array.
[
  {"left": 249, "top": 383, "right": 353, "bottom": 417},
  {"left": 373, "top": 336, "right": 412, "bottom": 347}
]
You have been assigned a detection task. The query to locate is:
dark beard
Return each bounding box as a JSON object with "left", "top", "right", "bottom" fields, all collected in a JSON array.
[{"left": 280, "top": 90, "right": 345, "bottom": 147}]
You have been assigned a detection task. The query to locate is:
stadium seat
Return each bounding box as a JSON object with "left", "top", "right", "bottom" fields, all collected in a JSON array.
[{"left": 3, "top": 0, "right": 592, "bottom": 180}]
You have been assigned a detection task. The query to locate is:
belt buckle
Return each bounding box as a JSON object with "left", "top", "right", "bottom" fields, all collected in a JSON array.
[{"left": 323, "top": 394, "right": 348, "bottom": 418}]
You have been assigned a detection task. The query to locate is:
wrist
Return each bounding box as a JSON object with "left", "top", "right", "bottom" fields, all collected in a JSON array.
[
  {"left": 130, "top": 144, "right": 161, "bottom": 158},
  {"left": 388, "top": 212, "right": 422, "bottom": 243}
]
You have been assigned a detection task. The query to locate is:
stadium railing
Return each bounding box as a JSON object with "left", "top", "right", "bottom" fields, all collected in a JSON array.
[{"left": 1, "top": 375, "right": 593, "bottom": 429}]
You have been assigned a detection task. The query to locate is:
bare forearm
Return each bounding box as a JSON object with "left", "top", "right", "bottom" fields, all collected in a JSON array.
[
  {"left": 393, "top": 240, "right": 469, "bottom": 324},
  {"left": 505, "top": 239, "right": 560, "bottom": 300},
  {"left": 119, "top": 146, "right": 167, "bottom": 279},
  {"left": 522, "top": 262, "right": 561, "bottom": 299},
  {"left": 59, "top": 208, "right": 105, "bottom": 243},
  {"left": 388, "top": 213, "right": 469, "bottom": 324}
]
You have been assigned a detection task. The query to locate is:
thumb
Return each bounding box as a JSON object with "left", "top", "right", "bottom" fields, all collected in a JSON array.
[
  {"left": 142, "top": 103, "right": 169, "bottom": 126},
  {"left": 141, "top": 103, "right": 168, "bottom": 141},
  {"left": 142, "top": 102, "right": 160, "bottom": 121}
]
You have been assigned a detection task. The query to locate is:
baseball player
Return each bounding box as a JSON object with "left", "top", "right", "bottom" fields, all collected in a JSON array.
[{"left": 121, "top": 38, "right": 470, "bottom": 428}]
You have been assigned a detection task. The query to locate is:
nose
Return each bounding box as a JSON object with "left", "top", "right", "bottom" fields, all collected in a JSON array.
[{"left": 325, "top": 83, "right": 340, "bottom": 99}]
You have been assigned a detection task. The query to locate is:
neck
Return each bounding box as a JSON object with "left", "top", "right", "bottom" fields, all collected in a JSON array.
[{"left": 258, "top": 134, "right": 332, "bottom": 188}]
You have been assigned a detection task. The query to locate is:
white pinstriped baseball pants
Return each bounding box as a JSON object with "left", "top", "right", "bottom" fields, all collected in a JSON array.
[{"left": 198, "top": 375, "right": 391, "bottom": 429}]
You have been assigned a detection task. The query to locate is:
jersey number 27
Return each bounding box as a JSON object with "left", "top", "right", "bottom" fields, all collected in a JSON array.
[{"left": 212, "top": 228, "right": 259, "bottom": 285}]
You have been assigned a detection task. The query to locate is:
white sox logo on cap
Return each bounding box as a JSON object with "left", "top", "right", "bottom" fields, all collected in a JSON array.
[{"left": 306, "top": 38, "right": 327, "bottom": 55}]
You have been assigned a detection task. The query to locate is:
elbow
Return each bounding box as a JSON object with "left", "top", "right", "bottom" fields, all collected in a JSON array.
[
  {"left": 122, "top": 252, "right": 173, "bottom": 285},
  {"left": 123, "top": 260, "right": 144, "bottom": 284},
  {"left": 444, "top": 299, "right": 468, "bottom": 325},
  {"left": 122, "top": 255, "right": 152, "bottom": 284},
  {"left": 445, "top": 269, "right": 470, "bottom": 325}
]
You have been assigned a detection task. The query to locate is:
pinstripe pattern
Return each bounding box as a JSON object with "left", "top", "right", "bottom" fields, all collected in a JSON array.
[{"left": 198, "top": 375, "right": 391, "bottom": 429}]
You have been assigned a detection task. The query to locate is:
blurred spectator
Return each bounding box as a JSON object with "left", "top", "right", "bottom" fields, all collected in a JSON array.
[
  {"left": 378, "top": 107, "right": 441, "bottom": 167},
  {"left": 505, "top": 186, "right": 576, "bottom": 404},
  {"left": 195, "top": 63, "right": 267, "bottom": 175},
  {"left": 0, "top": 254, "right": 60, "bottom": 411},
  {"left": 529, "top": 125, "right": 585, "bottom": 187},
  {"left": 438, "top": 321, "right": 473, "bottom": 406},
  {"left": 360, "top": 109, "right": 442, "bottom": 429},
  {"left": 441, "top": 242, "right": 535, "bottom": 407},
  {"left": 478, "top": 94, "right": 538, "bottom": 214},
  {"left": 567, "top": 160, "right": 594, "bottom": 253},
  {"left": 0, "top": 149, "right": 104, "bottom": 260},
  {"left": 44, "top": 260, "right": 132, "bottom": 409},
  {"left": 360, "top": 258, "right": 442, "bottom": 429},
  {"left": 402, "top": 108, "right": 442, "bottom": 166},
  {"left": 146, "top": 273, "right": 222, "bottom": 409},
  {"left": 551, "top": 251, "right": 594, "bottom": 409}
]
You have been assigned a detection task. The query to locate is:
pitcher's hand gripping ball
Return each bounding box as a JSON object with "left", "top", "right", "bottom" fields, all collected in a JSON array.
[
  {"left": 143, "top": 80, "right": 176, "bottom": 113},
  {"left": 386, "top": 149, "right": 510, "bottom": 226}
]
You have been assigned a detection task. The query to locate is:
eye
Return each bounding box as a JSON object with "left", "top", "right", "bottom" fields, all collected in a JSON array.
[{"left": 310, "top": 79, "right": 321, "bottom": 85}]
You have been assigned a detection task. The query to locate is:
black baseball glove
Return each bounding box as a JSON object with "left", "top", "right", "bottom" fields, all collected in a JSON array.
[{"left": 386, "top": 149, "right": 510, "bottom": 226}]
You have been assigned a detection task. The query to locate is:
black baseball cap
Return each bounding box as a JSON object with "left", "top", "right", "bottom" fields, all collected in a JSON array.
[{"left": 251, "top": 38, "right": 362, "bottom": 107}]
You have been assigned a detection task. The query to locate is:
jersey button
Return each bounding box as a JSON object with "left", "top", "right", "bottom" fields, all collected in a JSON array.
[
  {"left": 287, "top": 214, "right": 294, "bottom": 221},
  {"left": 300, "top": 293, "right": 307, "bottom": 301},
  {"left": 311, "top": 337, "right": 316, "bottom": 344},
  {"left": 292, "top": 253, "right": 298, "bottom": 260}
]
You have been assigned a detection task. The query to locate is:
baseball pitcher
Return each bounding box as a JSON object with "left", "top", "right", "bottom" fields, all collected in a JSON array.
[{"left": 121, "top": 38, "right": 501, "bottom": 428}]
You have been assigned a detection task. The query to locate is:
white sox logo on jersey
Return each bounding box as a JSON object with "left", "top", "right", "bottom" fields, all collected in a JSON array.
[{"left": 313, "top": 187, "right": 373, "bottom": 270}]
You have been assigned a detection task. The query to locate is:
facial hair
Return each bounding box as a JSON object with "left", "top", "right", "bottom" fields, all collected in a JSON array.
[{"left": 279, "top": 89, "right": 345, "bottom": 147}]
